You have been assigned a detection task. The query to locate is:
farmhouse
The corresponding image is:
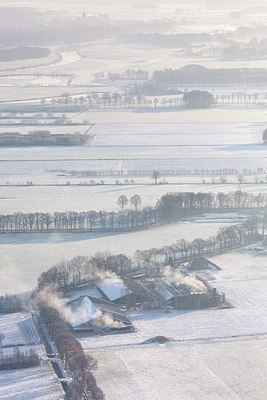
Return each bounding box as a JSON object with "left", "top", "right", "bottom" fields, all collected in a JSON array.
[{"left": 67, "top": 295, "right": 133, "bottom": 335}]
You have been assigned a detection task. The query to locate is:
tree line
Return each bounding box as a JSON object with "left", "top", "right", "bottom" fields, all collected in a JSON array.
[
  {"left": 0, "top": 191, "right": 266, "bottom": 234},
  {"left": 0, "top": 207, "right": 157, "bottom": 234},
  {"left": 0, "top": 347, "right": 40, "bottom": 371},
  {"left": 158, "top": 191, "right": 267, "bottom": 222},
  {"left": 37, "top": 217, "right": 264, "bottom": 290},
  {"left": 46, "top": 92, "right": 184, "bottom": 110},
  {"left": 39, "top": 305, "right": 104, "bottom": 400},
  {"left": 55, "top": 167, "right": 266, "bottom": 178},
  {"left": 0, "top": 294, "right": 23, "bottom": 314}
]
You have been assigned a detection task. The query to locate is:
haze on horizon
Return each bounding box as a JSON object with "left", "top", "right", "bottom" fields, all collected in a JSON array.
[{"left": 0, "top": 0, "right": 266, "bottom": 18}]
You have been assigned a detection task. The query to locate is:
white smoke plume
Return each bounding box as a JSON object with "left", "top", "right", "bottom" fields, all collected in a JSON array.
[
  {"left": 94, "top": 314, "right": 124, "bottom": 329},
  {"left": 69, "top": 297, "right": 102, "bottom": 327},
  {"left": 38, "top": 285, "right": 125, "bottom": 329},
  {"left": 38, "top": 285, "right": 101, "bottom": 327},
  {"left": 163, "top": 266, "right": 206, "bottom": 292}
]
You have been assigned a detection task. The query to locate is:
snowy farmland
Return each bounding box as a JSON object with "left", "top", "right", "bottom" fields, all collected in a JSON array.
[
  {"left": 0, "top": 312, "right": 40, "bottom": 347},
  {"left": 0, "top": 312, "right": 64, "bottom": 399},
  {"left": 81, "top": 247, "right": 267, "bottom": 399},
  {"left": 0, "top": 122, "right": 266, "bottom": 213},
  {"left": 0, "top": 221, "right": 228, "bottom": 293},
  {"left": 0, "top": 122, "right": 266, "bottom": 294},
  {"left": 0, "top": 364, "right": 64, "bottom": 400},
  {"left": 90, "top": 338, "right": 267, "bottom": 400},
  {"left": 1, "top": 183, "right": 267, "bottom": 214}
]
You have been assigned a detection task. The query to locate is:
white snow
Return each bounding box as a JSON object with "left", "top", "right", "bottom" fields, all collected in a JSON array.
[
  {"left": 90, "top": 338, "right": 267, "bottom": 400},
  {"left": 154, "top": 282, "right": 174, "bottom": 301},
  {"left": 0, "top": 221, "right": 229, "bottom": 293},
  {"left": 97, "top": 278, "right": 129, "bottom": 302},
  {"left": 0, "top": 312, "right": 64, "bottom": 399},
  {"left": 68, "top": 287, "right": 103, "bottom": 302},
  {"left": 0, "top": 364, "right": 64, "bottom": 400},
  {"left": 0, "top": 313, "right": 41, "bottom": 347},
  {"left": 81, "top": 247, "right": 267, "bottom": 399}
]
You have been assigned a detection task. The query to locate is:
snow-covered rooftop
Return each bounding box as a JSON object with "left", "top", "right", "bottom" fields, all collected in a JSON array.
[
  {"left": 97, "top": 278, "right": 130, "bottom": 301},
  {"left": 68, "top": 287, "right": 103, "bottom": 303},
  {"left": 154, "top": 282, "right": 174, "bottom": 301}
]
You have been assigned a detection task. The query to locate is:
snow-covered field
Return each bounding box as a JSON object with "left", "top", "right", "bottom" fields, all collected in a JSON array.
[
  {"left": 81, "top": 247, "right": 267, "bottom": 399},
  {"left": 0, "top": 122, "right": 266, "bottom": 213},
  {"left": 90, "top": 122, "right": 265, "bottom": 145},
  {"left": 0, "top": 221, "right": 227, "bottom": 293},
  {"left": 1, "top": 183, "right": 267, "bottom": 214},
  {"left": 0, "top": 312, "right": 64, "bottom": 399},
  {"left": 90, "top": 338, "right": 267, "bottom": 400},
  {"left": 0, "top": 312, "right": 40, "bottom": 347},
  {"left": 0, "top": 122, "right": 265, "bottom": 295},
  {"left": 74, "top": 108, "right": 267, "bottom": 124},
  {"left": 0, "top": 363, "right": 64, "bottom": 400}
]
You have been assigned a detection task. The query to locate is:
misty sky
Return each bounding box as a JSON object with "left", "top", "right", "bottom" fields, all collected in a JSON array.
[{"left": 1, "top": 0, "right": 266, "bottom": 17}]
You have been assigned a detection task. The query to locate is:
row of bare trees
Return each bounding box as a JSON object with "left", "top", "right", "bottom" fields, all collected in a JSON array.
[
  {"left": 37, "top": 217, "right": 264, "bottom": 290},
  {"left": 0, "top": 208, "right": 157, "bottom": 233},
  {"left": 37, "top": 253, "right": 132, "bottom": 289},
  {"left": 139, "top": 218, "right": 262, "bottom": 268},
  {"left": 0, "top": 348, "right": 39, "bottom": 371},
  {"left": 46, "top": 92, "right": 189, "bottom": 110},
  {"left": 57, "top": 167, "right": 266, "bottom": 178},
  {"left": 0, "top": 294, "right": 23, "bottom": 314},
  {"left": 39, "top": 305, "right": 104, "bottom": 400},
  {"left": 215, "top": 92, "right": 259, "bottom": 105},
  {"left": 0, "top": 191, "right": 266, "bottom": 234},
  {"left": 158, "top": 191, "right": 267, "bottom": 221}
]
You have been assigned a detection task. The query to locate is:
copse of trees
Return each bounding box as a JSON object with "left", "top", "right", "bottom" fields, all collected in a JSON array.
[
  {"left": 152, "top": 65, "right": 267, "bottom": 87},
  {"left": 0, "top": 348, "right": 40, "bottom": 371},
  {"left": 0, "top": 294, "right": 23, "bottom": 314},
  {"left": 0, "top": 46, "right": 50, "bottom": 61},
  {"left": 39, "top": 305, "right": 105, "bottom": 400},
  {"left": 157, "top": 191, "right": 267, "bottom": 222},
  {"left": 37, "top": 253, "right": 132, "bottom": 289},
  {"left": 0, "top": 131, "right": 89, "bottom": 147},
  {"left": 183, "top": 90, "right": 215, "bottom": 109},
  {"left": 108, "top": 69, "right": 149, "bottom": 81}
]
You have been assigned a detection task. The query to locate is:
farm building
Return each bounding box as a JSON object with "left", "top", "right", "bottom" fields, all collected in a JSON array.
[
  {"left": 96, "top": 278, "right": 131, "bottom": 304},
  {"left": 187, "top": 257, "right": 220, "bottom": 271},
  {"left": 97, "top": 277, "right": 158, "bottom": 308},
  {"left": 67, "top": 295, "right": 133, "bottom": 335}
]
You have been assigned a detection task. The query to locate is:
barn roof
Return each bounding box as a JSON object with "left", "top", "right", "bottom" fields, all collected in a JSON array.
[
  {"left": 188, "top": 257, "right": 210, "bottom": 271},
  {"left": 97, "top": 278, "right": 130, "bottom": 301}
]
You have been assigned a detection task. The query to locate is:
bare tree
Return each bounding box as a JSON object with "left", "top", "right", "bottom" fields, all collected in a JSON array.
[
  {"left": 130, "top": 194, "right": 142, "bottom": 211},
  {"left": 237, "top": 174, "right": 244, "bottom": 184},
  {"left": 117, "top": 195, "right": 128, "bottom": 211},
  {"left": 151, "top": 170, "right": 161, "bottom": 184}
]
